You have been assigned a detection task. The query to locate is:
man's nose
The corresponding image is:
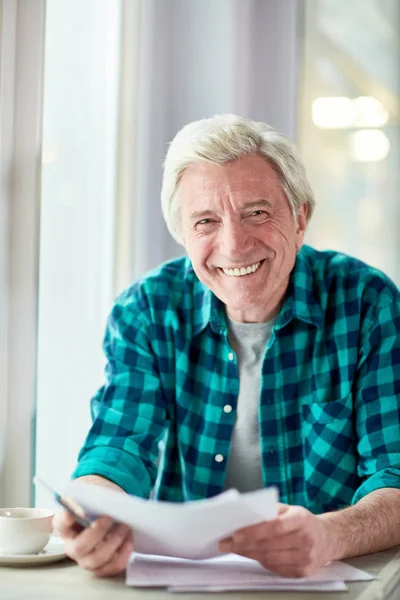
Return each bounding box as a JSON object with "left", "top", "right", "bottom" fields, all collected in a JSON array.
[{"left": 219, "top": 221, "right": 254, "bottom": 257}]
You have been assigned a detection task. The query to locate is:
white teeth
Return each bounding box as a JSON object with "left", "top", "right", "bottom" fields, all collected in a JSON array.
[{"left": 222, "top": 261, "right": 261, "bottom": 277}]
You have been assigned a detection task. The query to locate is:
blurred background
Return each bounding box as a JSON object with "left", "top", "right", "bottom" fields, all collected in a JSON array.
[{"left": 0, "top": 0, "right": 399, "bottom": 509}]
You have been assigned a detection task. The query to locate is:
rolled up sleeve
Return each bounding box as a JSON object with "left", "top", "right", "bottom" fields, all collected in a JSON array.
[
  {"left": 71, "top": 289, "right": 169, "bottom": 498},
  {"left": 352, "top": 300, "right": 400, "bottom": 503}
]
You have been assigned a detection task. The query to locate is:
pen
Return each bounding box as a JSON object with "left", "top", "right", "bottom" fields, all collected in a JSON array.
[{"left": 33, "top": 475, "right": 94, "bottom": 528}]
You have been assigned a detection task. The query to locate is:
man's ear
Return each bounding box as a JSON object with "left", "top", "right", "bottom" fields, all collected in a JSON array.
[
  {"left": 297, "top": 202, "right": 308, "bottom": 234},
  {"left": 295, "top": 203, "right": 308, "bottom": 253}
]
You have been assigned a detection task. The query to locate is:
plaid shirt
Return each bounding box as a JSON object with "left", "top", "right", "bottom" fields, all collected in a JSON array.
[{"left": 73, "top": 245, "right": 400, "bottom": 514}]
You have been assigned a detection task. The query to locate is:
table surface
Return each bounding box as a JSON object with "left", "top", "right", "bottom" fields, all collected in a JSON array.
[{"left": 2, "top": 547, "right": 400, "bottom": 600}]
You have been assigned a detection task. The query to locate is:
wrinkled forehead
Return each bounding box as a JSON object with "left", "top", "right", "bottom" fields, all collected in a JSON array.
[
  {"left": 178, "top": 155, "right": 283, "bottom": 209},
  {"left": 179, "top": 155, "right": 281, "bottom": 198}
]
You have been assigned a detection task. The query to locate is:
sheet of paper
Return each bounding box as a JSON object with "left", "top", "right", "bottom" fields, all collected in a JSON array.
[
  {"left": 126, "top": 552, "right": 374, "bottom": 588},
  {"left": 65, "top": 481, "right": 278, "bottom": 559},
  {"left": 168, "top": 581, "right": 348, "bottom": 592}
]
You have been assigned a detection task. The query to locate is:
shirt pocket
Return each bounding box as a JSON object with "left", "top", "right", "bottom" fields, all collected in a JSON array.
[{"left": 301, "top": 397, "right": 359, "bottom": 512}]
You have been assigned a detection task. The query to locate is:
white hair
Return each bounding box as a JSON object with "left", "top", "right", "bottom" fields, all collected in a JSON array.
[{"left": 161, "top": 114, "right": 315, "bottom": 245}]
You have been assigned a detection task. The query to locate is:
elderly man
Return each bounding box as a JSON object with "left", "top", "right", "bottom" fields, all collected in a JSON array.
[{"left": 55, "top": 114, "right": 400, "bottom": 578}]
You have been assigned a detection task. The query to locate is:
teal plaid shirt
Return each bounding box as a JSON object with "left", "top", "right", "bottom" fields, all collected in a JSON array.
[{"left": 73, "top": 245, "right": 400, "bottom": 514}]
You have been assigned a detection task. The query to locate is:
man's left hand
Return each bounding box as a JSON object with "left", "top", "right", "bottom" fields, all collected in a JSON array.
[{"left": 219, "top": 503, "right": 333, "bottom": 578}]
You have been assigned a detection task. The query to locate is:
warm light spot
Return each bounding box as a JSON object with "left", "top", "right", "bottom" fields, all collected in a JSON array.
[
  {"left": 350, "top": 130, "right": 390, "bottom": 162},
  {"left": 312, "top": 97, "right": 355, "bottom": 129},
  {"left": 312, "top": 96, "right": 389, "bottom": 129}
]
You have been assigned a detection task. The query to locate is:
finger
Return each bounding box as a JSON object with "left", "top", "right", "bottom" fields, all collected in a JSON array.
[
  {"left": 64, "top": 516, "right": 114, "bottom": 560},
  {"left": 231, "top": 507, "right": 307, "bottom": 543},
  {"left": 78, "top": 524, "right": 132, "bottom": 571},
  {"left": 230, "top": 531, "right": 302, "bottom": 553},
  {"left": 234, "top": 547, "right": 300, "bottom": 564},
  {"left": 233, "top": 547, "right": 307, "bottom": 577},
  {"left": 277, "top": 503, "right": 290, "bottom": 515},
  {"left": 53, "top": 510, "right": 83, "bottom": 540},
  {"left": 93, "top": 530, "right": 134, "bottom": 578}
]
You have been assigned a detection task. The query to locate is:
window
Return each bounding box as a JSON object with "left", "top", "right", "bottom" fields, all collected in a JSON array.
[
  {"left": 34, "top": 0, "right": 122, "bottom": 508},
  {"left": 300, "top": 0, "right": 400, "bottom": 285},
  {"left": 0, "top": 0, "right": 45, "bottom": 507}
]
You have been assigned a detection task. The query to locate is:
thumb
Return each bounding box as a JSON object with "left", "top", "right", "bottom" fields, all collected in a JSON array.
[{"left": 277, "top": 502, "right": 290, "bottom": 515}]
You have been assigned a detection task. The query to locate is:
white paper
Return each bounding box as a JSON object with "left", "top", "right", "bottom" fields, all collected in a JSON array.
[
  {"left": 126, "top": 552, "right": 374, "bottom": 588},
  {"left": 65, "top": 481, "right": 278, "bottom": 559},
  {"left": 168, "top": 581, "right": 348, "bottom": 592}
]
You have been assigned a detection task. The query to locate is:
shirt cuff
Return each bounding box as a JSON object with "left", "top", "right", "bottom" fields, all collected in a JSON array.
[
  {"left": 352, "top": 468, "right": 400, "bottom": 504},
  {"left": 71, "top": 446, "right": 153, "bottom": 498}
]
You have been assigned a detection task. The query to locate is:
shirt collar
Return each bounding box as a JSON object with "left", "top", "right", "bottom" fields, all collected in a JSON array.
[
  {"left": 275, "top": 245, "right": 324, "bottom": 330},
  {"left": 190, "top": 245, "right": 323, "bottom": 336},
  {"left": 189, "top": 259, "right": 227, "bottom": 336}
]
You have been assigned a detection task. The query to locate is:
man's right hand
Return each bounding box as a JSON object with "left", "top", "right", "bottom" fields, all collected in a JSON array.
[{"left": 53, "top": 475, "right": 134, "bottom": 577}]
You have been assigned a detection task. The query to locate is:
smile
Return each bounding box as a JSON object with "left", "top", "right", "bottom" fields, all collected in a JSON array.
[{"left": 221, "top": 261, "right": 261, "bottom": 277}]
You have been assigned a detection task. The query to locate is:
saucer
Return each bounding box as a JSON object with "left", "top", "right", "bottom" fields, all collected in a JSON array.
[{"left": 0, "top": 537, "right": 68, "bottom": 567}]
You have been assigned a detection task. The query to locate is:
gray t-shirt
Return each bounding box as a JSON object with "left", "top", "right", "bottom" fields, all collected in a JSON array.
[{"left": 223, "top": 315, "right": 274, "bottom": 493}]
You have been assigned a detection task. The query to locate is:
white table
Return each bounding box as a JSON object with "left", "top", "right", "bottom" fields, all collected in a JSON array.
[{"left": 2, "top": 547, "right": 400, "bottom": 600}]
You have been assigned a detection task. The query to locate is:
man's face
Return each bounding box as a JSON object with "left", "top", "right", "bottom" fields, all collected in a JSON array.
[{"left": 179, "top": 154, "right": 308, "bottom": 323}]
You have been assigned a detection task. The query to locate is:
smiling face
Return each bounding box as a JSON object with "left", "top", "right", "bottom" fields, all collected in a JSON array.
[{"left": 179, "top": 154, "right": 308, "bottom": 323}]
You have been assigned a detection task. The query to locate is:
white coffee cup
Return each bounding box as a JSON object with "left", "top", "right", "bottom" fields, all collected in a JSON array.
[{"left": 0, "top": 507, "right": 54, "bottom": 555}]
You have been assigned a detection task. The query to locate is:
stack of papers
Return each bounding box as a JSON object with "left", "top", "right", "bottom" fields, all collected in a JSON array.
[
  {"left": 65, "top": 482, "right": 278, "bottom": 559},
  {"left": 65, "top": 481, "right": 374, "bottom": 592},
  {"left": 127, "top": 553, "right": 374, "bottom": 593}
]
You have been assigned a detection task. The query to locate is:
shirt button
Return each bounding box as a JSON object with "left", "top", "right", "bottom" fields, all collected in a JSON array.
[
  {"left": 228, "top": 352, "right": 234, "bottom": 361},
  {"left": 223, "top": 405, "right": 232, "bottom": 413},
  {"left": 215, "top": 454, "right": 224, "bottom": 463},
  {"left": 269, "top": 447, "right": 275, "bottom": 455}
]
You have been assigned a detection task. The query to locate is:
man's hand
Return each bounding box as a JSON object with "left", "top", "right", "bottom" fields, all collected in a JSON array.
[
  {"left": 219, "top": 503, "right": 331, "bottom": 578},
  {"left": 53, "top": 475, "right": 134, "bottom": 577}
]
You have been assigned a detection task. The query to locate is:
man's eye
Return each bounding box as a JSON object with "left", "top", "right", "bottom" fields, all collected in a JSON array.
[
  {"left": 248, "top": 210, "right": 269, "bottom": 219},
  {"left": 197, "top": 219, "right": 213, "bottom": 225}
]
